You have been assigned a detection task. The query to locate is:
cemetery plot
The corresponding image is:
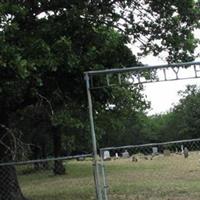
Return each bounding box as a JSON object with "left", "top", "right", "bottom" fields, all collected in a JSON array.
[
  {"left": 100, "top": 139, "right": 200, "bottom": 200},
  {"left": 2, "top": 140, "right": 200, "bottom": 200},
  {"left": 1, "top": 143, "right": 199, "bottom": 200}
]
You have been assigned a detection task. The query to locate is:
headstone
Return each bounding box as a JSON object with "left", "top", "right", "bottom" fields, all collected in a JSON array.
[
  {"left": 183, "top": 147, "right": 189, "bottom": 158},
  {"left": 122, "top": 150, "right": 130, "bottom": 158},
  {"left": 181, "top": 145, "right": 184, "bottom": 154},
  {"left": 152, "top": 147, "right": 158, "bottom": 155},
  {"left": 163, "top": 149, "right": 170, "bottom": 156},
  {"left": 103, "top": 150, "right": 111, "bottom": 160},
  {"left": 77, "top": 157, "right": 85, "bottom": 161},
  {"left": 115, "top": 152, "right": 119, "bottom": 159}
]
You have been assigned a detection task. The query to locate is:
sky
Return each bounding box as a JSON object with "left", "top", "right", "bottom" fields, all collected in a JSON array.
[
  {"left": 133, "top": 29, "right": 200, "bottom": 115},
  {"left": 140, "top": 55, "right": 200, "bottom": 115}
]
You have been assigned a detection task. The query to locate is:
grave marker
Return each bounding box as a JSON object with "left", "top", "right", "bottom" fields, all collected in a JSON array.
[{"left": 122, "top": 150, "right": 130, "bottom": 158}]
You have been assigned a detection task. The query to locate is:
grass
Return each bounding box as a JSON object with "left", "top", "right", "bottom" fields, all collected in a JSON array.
[{"left": 18, "top": 152, "right": 200, "bottom": 200}]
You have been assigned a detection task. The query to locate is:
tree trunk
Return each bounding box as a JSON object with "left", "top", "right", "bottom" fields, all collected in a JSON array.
[
  {"left": 31, "top": 145, "right": 40, "bottom": 170},
  {"left": 41, "top": 143, "right": 49, "bottom": 169},
  {"left": 52, "top": 126, "right": 65, "bottom": 175},
  {"left": 0, "top": 111, "right": 26, "bottom": 200},
  {"left": 0, "top": 165, "right": 26, "bottom": 200}
]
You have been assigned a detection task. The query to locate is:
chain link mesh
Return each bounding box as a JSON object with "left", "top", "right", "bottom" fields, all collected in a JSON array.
[
  {"left": 100, "top": 139, "right": 200, "bottom": 200},
  {"left": 0, "top": 155, "right": 95, "bottom": 200},
  {"left": 2, "top": 139, "right": 200, "bottom": 200}
]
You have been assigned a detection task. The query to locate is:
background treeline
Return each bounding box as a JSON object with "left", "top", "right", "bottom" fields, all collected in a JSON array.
[{"left": 142, "top": 85, "right": 200, "bottom": 143}]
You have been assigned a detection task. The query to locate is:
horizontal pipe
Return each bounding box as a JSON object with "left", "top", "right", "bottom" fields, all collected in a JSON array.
[
  {"left": 0, "top": 153, "right": 92, "bottom": 167},
  {"left": 100, "top": 138, "right": 200, "bottom": 152},
  {"left": 85, "top": 61, "right": 200, "bottom": 76}
]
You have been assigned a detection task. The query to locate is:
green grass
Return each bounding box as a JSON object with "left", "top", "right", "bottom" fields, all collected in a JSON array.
[{"left": 18, "top": 153, "right": 200, "bottom": 200}]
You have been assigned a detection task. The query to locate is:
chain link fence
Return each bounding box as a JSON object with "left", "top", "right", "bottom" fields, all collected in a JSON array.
[
  {"left": 100, "top": 138, "right": 200, "bottom": 200},
  {"left": 0, "top": 154, "right": 97, "bottom": 200},
  {"left": 2, "top": 139, "right": 200, "bottom": 200}
]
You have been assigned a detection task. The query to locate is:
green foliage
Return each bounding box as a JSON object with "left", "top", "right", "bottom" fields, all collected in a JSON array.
[
  {"left": 142, "top": 85, "right": 200, "bottom": 143},
  {"left": 172, "top": 85, "right": 200, "bottom": 139},
  {"left": 141, "top": 112, "right": 178, "bottom": 142},
  {"left": 96, "top": 86, "right": 150, "bottom": 147},
  {"left": 0, "top": 0, "right": 199, "bottom": 156}
]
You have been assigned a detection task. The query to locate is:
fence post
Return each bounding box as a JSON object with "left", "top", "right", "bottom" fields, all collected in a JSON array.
[
  {"left": 100, "top": 149, "right": 109, "bottom": 200},
  {"left": 85, "top": 73, "right": 103, "bottom": 200}
]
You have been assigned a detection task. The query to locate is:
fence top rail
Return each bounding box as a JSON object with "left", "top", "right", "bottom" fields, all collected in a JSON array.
[
  {"left": 0, "top": 153, "right": 92, "bottom": 167},
  {"left": 85, "top": 61, "right": 200, "bottom": 76},
  {"left": 100, "top": 138, "right": 200, "bottom": 152}
]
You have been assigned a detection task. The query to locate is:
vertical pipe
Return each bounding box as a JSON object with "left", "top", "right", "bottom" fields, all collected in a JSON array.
[
  {"left": 194, "top": 65, "right": 197, "bottom": 78},
  {"left": 100, "top": 150, "right": 109, "bottom": 200},
  {"left": 118, "top": 73, "right": 122, "bottom": 85},
  {"left": 106, "top": 75, "right": 110, "bottom": 86},
  {"left": 85, "top": 73, "right": 102, "bottom": 200}
]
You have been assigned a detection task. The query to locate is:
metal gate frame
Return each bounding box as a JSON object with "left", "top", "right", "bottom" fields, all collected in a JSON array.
[{"left": 84, "top": 61, "right": 200, "bottom": 200}]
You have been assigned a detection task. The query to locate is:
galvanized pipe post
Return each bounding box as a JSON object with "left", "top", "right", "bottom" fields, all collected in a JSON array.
[
  {"left": 85, "top": 73, "right": 103, "bottom": 200},
  {"left": 100, "top": 149, "right": 109, "bottom": 200}
]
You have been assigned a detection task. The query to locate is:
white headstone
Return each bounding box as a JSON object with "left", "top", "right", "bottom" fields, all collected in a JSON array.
[
  {"left": 181, "top": 145, "right": 184, "bottom": 154},
  {"left": 103, "top": 151, "right": 111, "bottom": 160},
  {"left": 122, "top": 150, "right": 130, "bottom": 158},
  {"left": 115, "top": 152, "right": 119, "bottom": 159},
  {"left": 183, "top": 147, "right": 189, "bottom": 158},
  {"left": 152, "top": 147, "right": 158, "bottom": 154}
]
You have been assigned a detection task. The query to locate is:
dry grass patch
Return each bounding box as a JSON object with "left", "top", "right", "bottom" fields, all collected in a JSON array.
[{"left": 18, "top": 152, "right": 200, "bottom": 200}]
